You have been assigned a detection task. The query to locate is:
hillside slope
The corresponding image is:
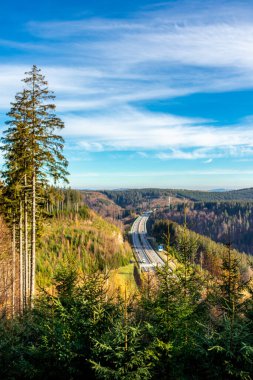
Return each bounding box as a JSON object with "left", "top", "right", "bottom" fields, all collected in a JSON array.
[
  {"left": 157, "top": 201, "right": 253, "bottom": 255},
  {"left": 149, "top": 217, "right": 252, "bottom": 279},
  {"left": 81, "top": 191, "right": 123, "bottom": 221},
  {"left": 37, "top": 205, "right": 132, "bottom": 289}
]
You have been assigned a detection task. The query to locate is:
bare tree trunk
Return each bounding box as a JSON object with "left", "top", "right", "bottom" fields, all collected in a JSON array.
[
  {"left": 124, "top": 286, "right": 128, "bottom": 352},
  {"left": 2, "top": 263, "right": 8, "bottom": 314},
  {"left": 30, "top": 171, "right": 36, "bottom": 307},
  {"left": 12, "top": 220, "right": 16, "bottom": 317},
  {"left": 19, "top": 200, "right": 23, "bottom": 313},
  {"left": 24, "top": 175, "right": 29, "bottom": 308}
]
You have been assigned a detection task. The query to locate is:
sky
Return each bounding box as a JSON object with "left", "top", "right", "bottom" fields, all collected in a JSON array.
[{"left": 1, "top": 0, "right": 253, "bottom": 189}]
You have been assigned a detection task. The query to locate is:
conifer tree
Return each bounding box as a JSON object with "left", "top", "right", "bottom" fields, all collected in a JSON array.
[
  {"left": 22, "top": 65, "right": 68, "bottom": 305},
  {"left": 1, "top": 90, "right": 30, "bottom": 313},
  {"left": 198, "top": 244, "right": 253, "bottom": 378},
  {"left": 1, "top": 65, "right": 68, "bottom": 310}
]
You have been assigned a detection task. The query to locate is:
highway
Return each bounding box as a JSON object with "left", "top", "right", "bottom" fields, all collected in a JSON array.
[{"left": 130, "top": 213, "right": 164, "bottom": 271}]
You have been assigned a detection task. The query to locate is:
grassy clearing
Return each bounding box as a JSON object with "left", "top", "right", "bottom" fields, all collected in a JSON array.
[{"left": 109, "top": 262, "right": 138, "bottom": 296}]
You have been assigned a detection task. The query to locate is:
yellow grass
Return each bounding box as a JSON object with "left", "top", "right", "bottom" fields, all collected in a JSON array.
[{"left": 108, "top": 262, "right": 138, "bottom": 296}]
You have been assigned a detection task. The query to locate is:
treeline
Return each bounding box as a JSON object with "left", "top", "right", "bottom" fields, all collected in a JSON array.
[
  {"left": 80, "top": 191, "right": 125, "bottom": 230},
  {"left": 46, "top": 187, "right": 83, "bottom": 216},
  {"left": 174, "top": 188, "right": 253, "bottom": 202},
  {"left": 103, "top": 188, "right": 175, "bottom": 214},
  {"left": 103, "top": 187, "right": 253, "bottom": 209},
  {"left": 103, "top": 189, "right": 166, "bottom": 209},
  {"left": 157, "top": 201, "right": 253, "bottom": 255},
  {"left": 0, "top": 229, "right": 252, "bottom": 379}
]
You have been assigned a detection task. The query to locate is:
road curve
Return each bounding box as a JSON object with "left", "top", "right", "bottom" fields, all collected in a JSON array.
[{"left": 130, "top": 213, "right": 164, "bottom": 271}]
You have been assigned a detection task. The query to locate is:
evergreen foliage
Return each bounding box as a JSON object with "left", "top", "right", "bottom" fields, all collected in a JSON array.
[
  {"left": 104, "top": 188, "right": 253, "bottom": 207},
  {"left": 36, "top": 202, "right": 132, "bottom": 289},
  {"left": 0, "top": 65, "right": 68, "bottom": 312},
  {"left": 158, "top": 201, "right": 253, "bottom": 255},
  {"left": 151, "top": 218, "right": 252, "bottom": 278},
  {"left": 0, "top": 240, "right": 251, "bottom": 379}
]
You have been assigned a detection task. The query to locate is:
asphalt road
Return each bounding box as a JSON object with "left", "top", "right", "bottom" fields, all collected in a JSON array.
[{"left": 130, "top": 213, "right": 164, "bottom": 271}]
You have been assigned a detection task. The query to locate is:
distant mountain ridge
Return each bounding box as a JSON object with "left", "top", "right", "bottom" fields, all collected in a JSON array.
[
  {"left": 209, "top": 188, "right": 230, "bottom": 192},
  {"left": 101, "top": 187, "right": 253, "bottom": 205},
  {"left": 175, "top": 187, "right": 253, "bottom": 201}
]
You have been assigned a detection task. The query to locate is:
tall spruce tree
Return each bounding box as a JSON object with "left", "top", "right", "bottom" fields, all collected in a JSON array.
[
  {"left": 1, "top": 90, "right": 30, "bottom": 313},
  {"left": 1, "top": 65, "right": 68, "bottom": 310}
]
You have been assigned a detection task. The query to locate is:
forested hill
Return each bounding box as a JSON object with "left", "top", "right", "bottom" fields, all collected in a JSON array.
[
  {"left": 149, "top": 217, "right": 252, "bottom": 278},
  {"left": 103, "top": 187, "right": 253, "bottom": 206},
  {"left": 171, "top": 187, "right": 253, "bottom": 201},
  {"left": 0, "top": 189, "right": 132, "bottom": 313},
  {"left": 36, "top": 203, "right": 132, "bottom": 290},
  {"left": 156, "top": 201, "right": 253, "bottom": 255}
]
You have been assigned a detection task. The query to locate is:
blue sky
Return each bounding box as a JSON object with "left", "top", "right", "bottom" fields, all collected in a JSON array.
[{"left": 1, "top": 0, "right": 253, "bottom": 189}]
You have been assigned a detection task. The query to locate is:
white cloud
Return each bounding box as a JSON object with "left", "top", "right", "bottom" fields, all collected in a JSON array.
[
  {"left": 7, "top": 0, "right": 253, "bottom": 110},
  {"left": 26, "top": 2, "right": 253, "bottom": 80},
  {"left": 0, "top": 64, "right": 197, "bottom": 113},
  {"left": 1, "top": 63, "right": 253, "bottom": 161},
  {"left": 91, "top": 23, "right": 253, "bottom": 73},
  {"left": 156, "top": 148, "right": 219, "bottom": 160},
  {"left": 3, "top": 1, "right": 253, "bottom": 114},
  {"left": 78, "top": 141, "right": 105, "bottom": 152},
  {"left": 0, "top": 65, "right": 29, "bottom": 109},
  {"left": 27, "top": 19, "right": 147, "bottom": 38},
  {"left": 59, "top": 107, "right": 253, "bottom": 156},
  {"left": 137, "top": 152, "right": 149, "bottom": 158},
  {"left": 2, "top": 1, "right": 253, "bottom": 166}
]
